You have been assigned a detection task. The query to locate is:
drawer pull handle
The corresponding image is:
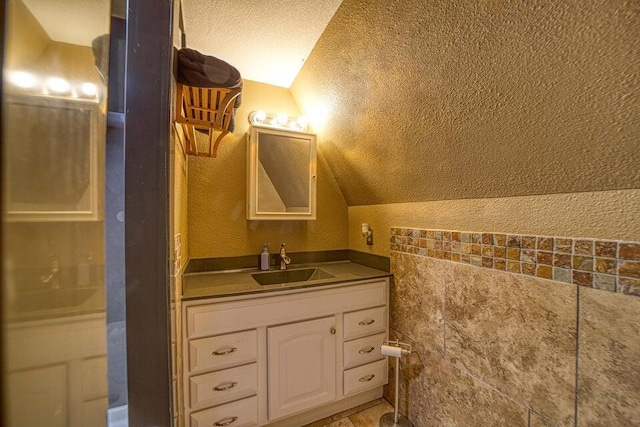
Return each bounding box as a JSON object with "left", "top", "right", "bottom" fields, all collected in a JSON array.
[
  {"left": 330, "top": 327, "right": 336, "bottom": 335},
  {"left": 213, "top": 416, "right": 238, "bottom": 426},
  {"left": 359, "top": 319, "right": 375, "bottom": 326},
  {"left": 212, "top": 347, "right": 237, "bottom": 356},
  {"left": 213, "top": 382, "right": 238, "bottom": 392},
  {"left": 359, "top": 374, "right": 375, "bottom": 382},
  {"left": 359, "top": 347, "right": 375, "bottom": 354}
]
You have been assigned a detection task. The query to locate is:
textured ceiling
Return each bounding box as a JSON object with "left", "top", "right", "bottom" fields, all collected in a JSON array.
[
  {"left": 20, "top": 0, "right": 111, "bottom": 46},
  {"left": 181, "top": 0, "right": 343, "bottom": 88},
  {"left": 291, "top": 0, "right": 640, "bottom": 206}
]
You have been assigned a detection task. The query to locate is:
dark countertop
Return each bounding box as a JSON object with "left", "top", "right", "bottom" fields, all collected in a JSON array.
[{"left": 182, "top": 261, "right": 392, "bottom": 300}]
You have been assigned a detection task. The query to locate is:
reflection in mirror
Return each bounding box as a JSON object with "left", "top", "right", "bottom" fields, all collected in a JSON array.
[
  {"left": 2, "top": 0, "right": 111, "bottom": 425},
  {"left": 248, "top": 126, "right": 317, "bottom": 220},
  {"left": 258, "top": 133, "right": 310, "bottom": 213}
]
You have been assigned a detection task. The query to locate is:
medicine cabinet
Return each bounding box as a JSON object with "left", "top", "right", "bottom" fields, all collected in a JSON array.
[
  {"left": 4, "top": 95, "right": 103, "bottom": 221},
  {"left": 247, "top": 126, "right": 317, "bottom": 220}
]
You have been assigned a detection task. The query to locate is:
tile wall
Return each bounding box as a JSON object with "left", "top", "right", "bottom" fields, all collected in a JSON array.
[{"left": 386, "top": 227, "right": 640, "bottom": 426}]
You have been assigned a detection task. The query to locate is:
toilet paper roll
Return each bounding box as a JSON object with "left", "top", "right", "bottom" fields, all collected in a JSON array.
[{"left": 381, "top": 344, "right": 402, "bottom": 358}]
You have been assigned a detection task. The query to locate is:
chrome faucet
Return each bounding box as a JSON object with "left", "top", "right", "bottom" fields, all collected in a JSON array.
[
  {"left": 41, "top": 255, "right": 61, "bottom": 289},
  {"left": 279, "top": 243, "right": 291, "bottom": 270}
]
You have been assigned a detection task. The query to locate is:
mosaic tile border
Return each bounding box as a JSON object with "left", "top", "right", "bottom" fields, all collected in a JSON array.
[{"left": 390, "top": 227, "right": 640, "bottom": 297}]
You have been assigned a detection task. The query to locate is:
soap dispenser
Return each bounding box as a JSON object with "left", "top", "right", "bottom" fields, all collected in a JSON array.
[{"left": 260, "top": 244, "right": 270, "bottom": 271}]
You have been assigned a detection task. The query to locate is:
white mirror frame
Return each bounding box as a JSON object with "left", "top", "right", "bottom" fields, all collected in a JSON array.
[{"left": 247, "top": 125, "right": 317, "bottom": 220}]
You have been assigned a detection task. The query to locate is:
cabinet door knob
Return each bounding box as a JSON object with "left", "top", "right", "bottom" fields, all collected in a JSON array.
[
  {"left": 359, "top": 319, "right": 375, "bottom": 326},
  {"left": 330, "top": 327, "right": 336, "bottom": 335},
  {"left": 359, "top": 374, "right": 375, "bottom": 382},
  {"left": 213, "top": 416, "right": 238, "bottom": 426},
  {"left": 359, "top": 346, "right": 375, "bottom": 354},
  {"left": 212, "top": 347, "right": 237, "bottom": 356},
  {"left": 213, "top": 381, "right": 238, "bottom": 392}
]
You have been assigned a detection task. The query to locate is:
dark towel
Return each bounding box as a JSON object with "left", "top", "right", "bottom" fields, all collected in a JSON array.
[
  {"left": 177, "top": 48, "right": 242, "bottom": 108},
  {"left": 177, "top": 48, "right": 242, "bottom": 132}
]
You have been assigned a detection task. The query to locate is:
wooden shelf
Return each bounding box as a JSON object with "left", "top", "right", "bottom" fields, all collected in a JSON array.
[{"left": 174, "top": 83, "right": 241, "bottom": 158}]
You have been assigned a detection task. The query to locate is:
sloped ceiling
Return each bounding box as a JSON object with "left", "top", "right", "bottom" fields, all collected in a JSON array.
[
  {"left": 181, "top": 0, "right": 343, "bottom": 88},
  {"left": 291, "top": 0, "right": 640, "bottom": 206},
  {"left": 20, "top": 0, "right": 111, "bottom": 46}
]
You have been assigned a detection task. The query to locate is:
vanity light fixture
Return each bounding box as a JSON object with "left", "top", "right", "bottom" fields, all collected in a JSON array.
[
  {"left": 8, "top": 71, "right": 37, "bottom": 89},
  {"left": 46, "top": 77, "right": 71, "bottom": 94},
  {"left": 249, "top": 110, "right": 309, "bottom": 132},
  {"left": 6, "top": 70, "right": 101, "bottom": 101}
]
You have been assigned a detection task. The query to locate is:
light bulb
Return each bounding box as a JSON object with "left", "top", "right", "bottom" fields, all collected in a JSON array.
[
  {"left": 277, "top": 113, "right": 288, "bottom": 126},
  {"left": 10, "top": 71, "right": 37, "bottom": 88},
  {"left": 255, "top": 110, "right": 266, "bottom": 122},
  {"left": 296, "top": 117, "right": 309, "bottom": 130},
  {"left": 80, "top": 82, "right": 98, "bottom": 97},
  {"left": 47, "top": 77, "right": 70, "bottom": 94}
]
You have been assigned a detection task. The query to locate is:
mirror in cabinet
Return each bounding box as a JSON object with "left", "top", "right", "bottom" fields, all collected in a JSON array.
[
  {"left": 247, "top": 126, "right": 317, "bottom": 220},
  {"left": 4, "top": 94, "right": 103, "bottom": 221}
]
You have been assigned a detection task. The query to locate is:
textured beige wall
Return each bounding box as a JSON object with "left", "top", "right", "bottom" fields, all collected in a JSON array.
[
  {"left": 291, "top": 0, "right": 640, "bottom": 205},
  {"left": 349, "top": 189, "right": 640, "bottom": 257},
  {"left": 187, "top": 80, "right": 348, "bottom": 258},
  {"left": 4, "top": 0, "right": 50, "bottom": 70}
]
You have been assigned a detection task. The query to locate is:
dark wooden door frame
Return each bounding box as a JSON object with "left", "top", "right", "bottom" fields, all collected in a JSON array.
[{"left": 124, "top": 0, "right": 174, "bottom": 425}]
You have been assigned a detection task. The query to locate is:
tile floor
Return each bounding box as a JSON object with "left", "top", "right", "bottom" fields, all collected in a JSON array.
[{"left": 303, "top": 398, "right": 394, "bottom": 427}]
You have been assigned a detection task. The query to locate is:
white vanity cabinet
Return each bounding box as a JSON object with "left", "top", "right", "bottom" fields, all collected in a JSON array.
[{"left": 182, "top": 278, "right": 389, "bottom": 427}]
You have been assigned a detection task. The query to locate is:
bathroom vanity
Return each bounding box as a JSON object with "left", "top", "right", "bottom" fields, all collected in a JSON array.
[{"left": 181, "top": 262, "right": 391, "bottom": 427}]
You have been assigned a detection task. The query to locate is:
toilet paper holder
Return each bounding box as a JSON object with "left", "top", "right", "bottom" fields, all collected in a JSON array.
[{"left": 381, "top": 339, "right": 412, "bottom": 357}]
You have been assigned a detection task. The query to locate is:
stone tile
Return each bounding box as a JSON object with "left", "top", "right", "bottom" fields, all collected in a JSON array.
[
  {"left": 578, "top": 288, "right": 640, "bottom": 426},
  {"left": 303, "top": 417, "right": 336, "bottom": 427},
  {"left": 536, "top": 265, "right": 553, "bottom": 280},
  {"left": 619, "top": 243, "right": 640, "bottom": 261},
  {"left": 507, "top": 247, "right": 521, "bottom": 260},
  {"left": 537, "top": 237, "right": 554, "bottom": 251},
  {"left": 348, "top": 401, "right": 394, "bottom": 426},
  {"left": 482, "top": 245, "right": 494, "bottom": 257},
  {"left": 618, "top": 260, "right": 640, "bottom": 279},
  {"left": 507, "top": 235, "right": 522, "bottom": 247},
  {"left": 330, "top": 399, "right": 385, "bottom": 421},
  {"left": 553, "top": 253, "right": 572, "bottom": 269},
  {"left": 618, "top": 277, "right": 640, "bottom": 296},
  {"left": 507, "top": 260, "right": 521, "bottom": 273},
  {"left": 573, "top": 240, "right": 594, "bottom": 256},
  {"left": 494, "top": 246, "right": 506, "bottom": 258},
  {"left": 446, "top": 263, "right": 577, "bottom": 425},
  {"left": 522, "top": 236, "right": 537, "bottom": 249},
  {"left": 482, "top": 233, "right": 493, "bottom": 245},
  {"left": 521, "top": 249, "right": 536, "bottom": 263},
  {"left": 592, "top": 274, "right": 616, "bottom": 292},
  {"left": 495, "top": 234, "right": 507, "bottom": 246},
  {"left": 495, "top": 259, "right": 507, "bottom": 271},
  {"left": 390, "top": 253, "right": 445, "bottom": 354},
  {"left": 522, "top": 262, "right": 536, "bottom": 276},
  {"left": 573, "top": 256, "right": 593, "bottom": 271},
  {"left": 572, "top": 271, "right": 592, "bottom": 287},
  {"left": 594, "top": 240, "right": 617, "bottom": 258},
  {"left": 594, "top": 258, "right": 616, "bottom": 274},
  {"left": 537, "top": 251, "right": 553, "bottom": 265},
  {"left": 553, "top": 267, "right": 571, "bottom": 284},
  {"left": 482, "top": 256, "right": 493, "bottom": 268},
  {"left": 554, "top": 238, "right": 573, "bottom": 254},
  {"left": 386, "top": 329, "right": 529, "bottom": 427}
]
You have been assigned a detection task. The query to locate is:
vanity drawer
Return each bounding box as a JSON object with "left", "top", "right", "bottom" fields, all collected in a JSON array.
[
  {"left": 189, "top": 395, "right": 258, "bottom": 427},
  {"left": 189, "top": 330, "right": 257, "bottom": 374},
  {"left": 189, "top": 363, "right": 258, "bottom": 409},
  {"left": 343, "top": 306, "right": 386, "bottom": 340},
  {"left": 343, "top": 359, "right": 387, "bottom": 396},
  {"left": 343, "top": 332, "right": 386, "bottom": 369}
]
